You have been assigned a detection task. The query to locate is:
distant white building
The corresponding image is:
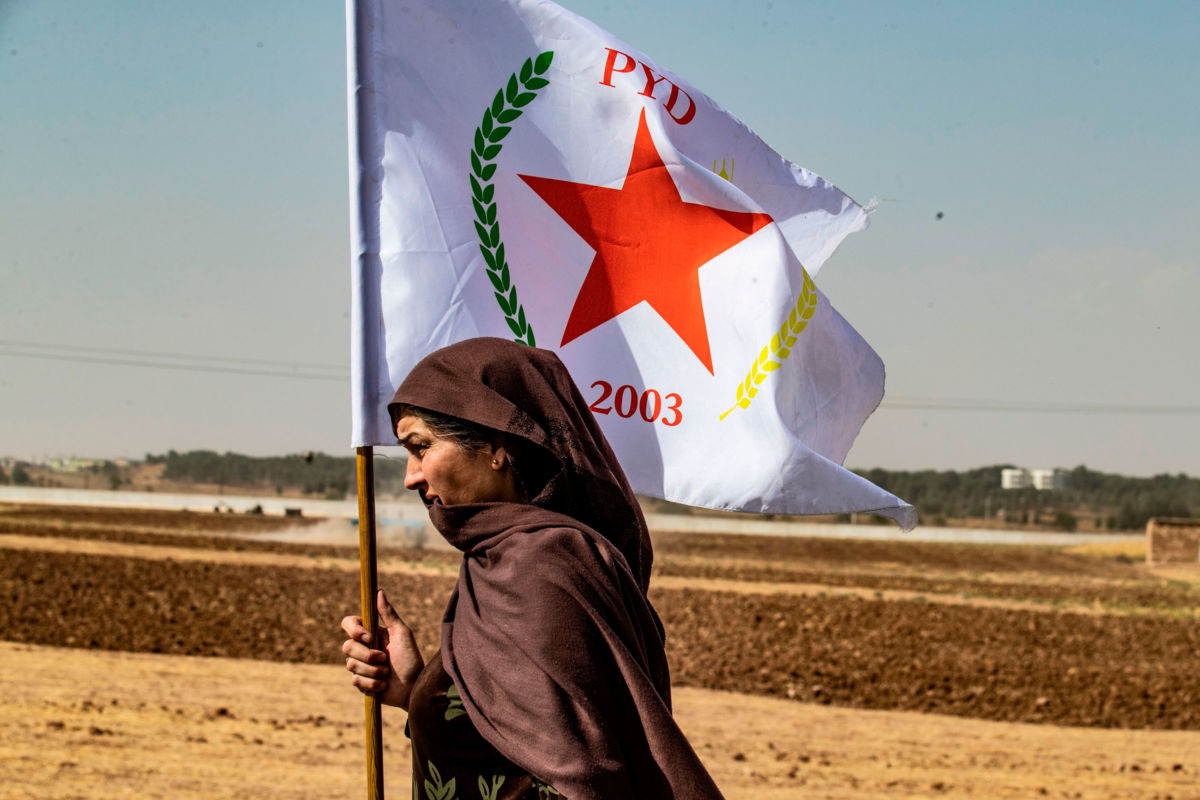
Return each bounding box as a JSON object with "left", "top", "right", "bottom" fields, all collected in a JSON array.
[
  {"left": 1001, "top": 468, "right": 1031, "bottom": 490},
  {"left": 1031, "top": 469, "right": 1068, "bottom": 491},
  {"left": 1001, "top": 467, "right": 1068, "bottom": 491}
]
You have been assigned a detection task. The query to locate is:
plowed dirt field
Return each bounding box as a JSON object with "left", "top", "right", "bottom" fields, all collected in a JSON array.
[{"left": 3, "top": 502, "right": 1199, "bottom": 799}]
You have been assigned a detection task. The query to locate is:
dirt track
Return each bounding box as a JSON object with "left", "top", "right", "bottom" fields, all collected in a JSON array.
[{"left": 3, "top": 503, "right": 1200, "bottom": 731}]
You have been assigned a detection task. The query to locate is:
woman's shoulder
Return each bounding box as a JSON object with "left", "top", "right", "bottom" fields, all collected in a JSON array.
[
  {"left": 503, "top": 520, "right": 626, "bottom": 575},
  {"left": 471, "top": 521, "right": 638, "bottom": 616}
]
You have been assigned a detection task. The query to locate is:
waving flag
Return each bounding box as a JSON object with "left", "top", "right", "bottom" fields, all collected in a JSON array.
[{"left": 348, "top": 0, "right": 915, "bottom": 527}]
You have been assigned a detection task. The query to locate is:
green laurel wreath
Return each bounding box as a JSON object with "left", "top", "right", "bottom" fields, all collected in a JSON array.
[
  {"left": 469, "top": 50, "right": 554, "bottom": 347},
  {"left": 719, "top": 268, "right": 818, "bottom": 420}
]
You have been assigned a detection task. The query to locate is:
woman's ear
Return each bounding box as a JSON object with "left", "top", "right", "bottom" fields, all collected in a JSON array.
[{"left": 488, "top": 440, "right": 509, "bottom": 470}]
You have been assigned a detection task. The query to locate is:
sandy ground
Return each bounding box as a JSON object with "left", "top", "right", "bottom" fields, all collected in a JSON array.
[
  {"left": 5, "top": 504, "right": 1200, "bottom": 799},
  {"left": 3, "top": 642, "right": 1198, "bottom": 800}
]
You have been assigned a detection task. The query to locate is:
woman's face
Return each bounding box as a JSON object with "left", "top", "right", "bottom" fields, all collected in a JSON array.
[{"left": 395, "top": 415, "right": 517, "bottom": 506}]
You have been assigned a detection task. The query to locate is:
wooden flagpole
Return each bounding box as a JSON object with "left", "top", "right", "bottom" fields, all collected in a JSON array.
[{"left": 356, "top": 445, "right": 385, "bottom": 799}]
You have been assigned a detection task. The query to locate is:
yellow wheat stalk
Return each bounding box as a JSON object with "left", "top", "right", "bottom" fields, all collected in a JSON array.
[{"left": 719, "top": 269, "right": 818, "bottom": 420}]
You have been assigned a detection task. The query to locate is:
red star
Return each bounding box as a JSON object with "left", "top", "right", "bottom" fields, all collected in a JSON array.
[{"left": 519, "top": 109, "right": 773, "bottom": 373}]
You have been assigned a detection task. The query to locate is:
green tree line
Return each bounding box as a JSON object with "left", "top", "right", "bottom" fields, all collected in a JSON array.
[
  {"left": 855, "top": 465, "right": 1198, "bottom": 530},
  {"left": 22, "top": 452, "right": 1193, "bottom": 530},
  {"left": 148, "top": 450, "right": 409, "bottom": 498}
]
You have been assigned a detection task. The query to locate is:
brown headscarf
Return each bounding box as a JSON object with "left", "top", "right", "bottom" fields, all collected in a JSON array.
[{"left": 390, "top": 338, "right": 723, "bottom": 800}]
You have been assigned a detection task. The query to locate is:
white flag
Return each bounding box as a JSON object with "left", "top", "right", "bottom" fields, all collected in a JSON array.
[{"left": 348, "top": 0, "right": 915, "bottom": 528}]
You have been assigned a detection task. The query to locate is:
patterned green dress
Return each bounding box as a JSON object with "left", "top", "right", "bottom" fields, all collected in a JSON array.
[{"left": 408, "top": 650, "right": 564, "bottom": 800}]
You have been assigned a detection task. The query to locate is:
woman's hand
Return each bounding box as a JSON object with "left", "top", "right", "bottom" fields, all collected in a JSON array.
[{"left": 341, "top": 589, "right": 425, "bottom": 710}]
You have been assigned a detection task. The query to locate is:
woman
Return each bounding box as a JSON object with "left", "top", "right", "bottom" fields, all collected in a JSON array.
[{"left": 341, "top": 337, "right": 723, "bottom": 800}]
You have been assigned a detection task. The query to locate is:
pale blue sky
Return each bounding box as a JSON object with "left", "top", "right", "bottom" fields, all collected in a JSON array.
[{"left": 2, "top": 1, "right": 1197, "bottom": 475}]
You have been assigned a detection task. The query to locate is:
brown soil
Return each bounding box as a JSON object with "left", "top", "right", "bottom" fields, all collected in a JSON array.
[
  {"left": 3, "top": 503, "right": 1199, "bottom": 732},
  {"left": 0, "top": 502, "right": 459, "bottom": 564},
  {"left": 654, "top": 559, "right": 1197, "bottom": 610},
  {"left": 6, "top": 503, "right": 1200, "bottom": 799},
  {"left": 661, "top": 588, "right": 1200, "bottom": 729},
  {"left": 6, "top": 505, "right": 1189, "bottom": 611},
  {"left": 5, "top": 641, "right": 1199, "bottom": 800},
  {"left": 650, "top": 530, "right": 1139, "bottom": 575}
]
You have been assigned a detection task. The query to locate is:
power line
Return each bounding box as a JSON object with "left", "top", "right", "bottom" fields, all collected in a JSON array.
[
  {"left": 2, "top": 344, "right": 1197, "bottom": 415},
  {"left": 0, "top": 349, "right": 346, "bottom": 382},
  {"left": 881, "top": 397, "right": 1200, "bottom": 416},
  {"left": 0, "top": 339, "right": 346, "bottom": 372}
]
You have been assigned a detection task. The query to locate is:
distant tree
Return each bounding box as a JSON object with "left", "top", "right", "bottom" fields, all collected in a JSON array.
[
  {"left": 12, "top": 465, "right": 31, "bottom": 485},
  {"left": 1053, "top": 510, "right": 1077, "bottom": 532},
  {"left": 0, "top": 465, "right": 7, "bottom": 485},
  {"left": 1111, "top": 496, "right": 1192, "bottom": 531}
]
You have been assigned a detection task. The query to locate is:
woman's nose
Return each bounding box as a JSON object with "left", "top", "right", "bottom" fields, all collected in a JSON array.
[{"left": 403, "top": 458, "right": 423, "bottom": 490}]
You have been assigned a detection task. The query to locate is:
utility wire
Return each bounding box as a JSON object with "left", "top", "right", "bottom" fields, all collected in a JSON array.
[
  {"left": 0, "top": 349, "right": 346, "bottom": 382},
  {"left": 2, "top": 342, "right": 1197, "bottom": 414},
  {"left": 881, "top": 397, "right": 1200, "bottom": 416},
  {"left": 0, "top": 339, "right": 346, "bottom": 372}
]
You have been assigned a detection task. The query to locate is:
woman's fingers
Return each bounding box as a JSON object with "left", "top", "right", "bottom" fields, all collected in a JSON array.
[
  {"left": 349, "top": 673, "right": 388, "bottom": 694},
  {"left": 340, "top": 595, "right": 423, "bottom": 708},
  {"left": 376, "top": 589, "right": 406, "bottom": 629},
  {"left": 342, "top": 638, "right": 387, "bottom": 664},
  {"left": 345, "top": 655, "right": 390, "bottom": 680},
  {"left": 339, "top": 591, "right": 423, "bottom": 709},
  {"left": 340, "top": 614, "right": 371, "bottom": 644},
  {"left": 377, "top": 590, "right": 420, "bottom": 650},
  {"left": 343, "top": 641, "right": 392, "bottom": 697},
  {"left": 343, "top": 593, "right": 412, "bottom": 647}
]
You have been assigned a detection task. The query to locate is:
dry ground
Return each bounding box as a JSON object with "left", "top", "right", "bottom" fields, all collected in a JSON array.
[
  {"left": 4, "top": 643, "right": 1198, "bottom": 800},
  {"left": 3, "top": 503, "right": 1200, "bottom": 799}
]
